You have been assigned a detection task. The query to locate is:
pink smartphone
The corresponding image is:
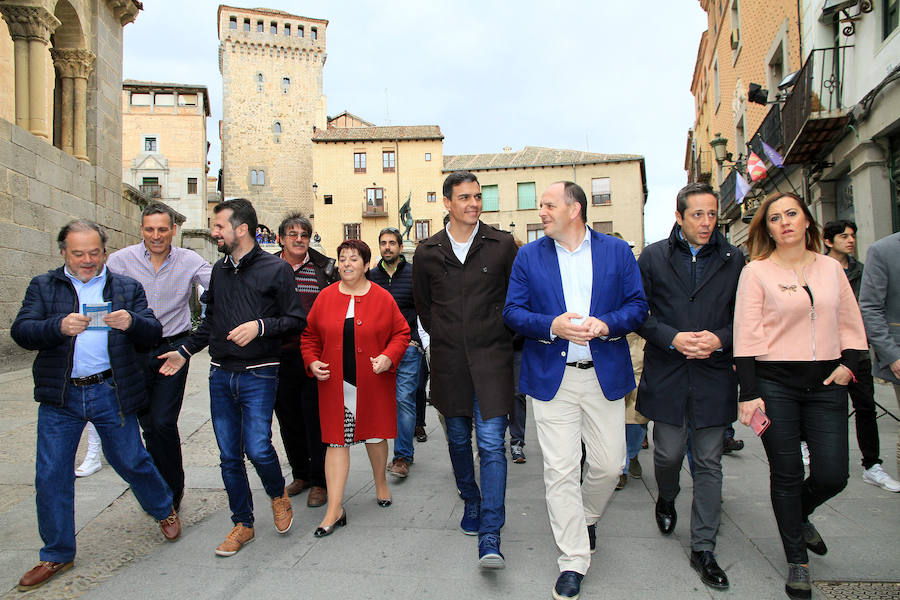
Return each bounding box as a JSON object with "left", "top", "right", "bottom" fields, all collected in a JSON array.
[{"left": 750, "top": 407, "right": 770, "bottom": 436}]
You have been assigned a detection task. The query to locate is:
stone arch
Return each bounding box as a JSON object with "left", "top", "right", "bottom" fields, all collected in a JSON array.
[
  {"left": 52, "top": 0, "right": 85, "bottom": 49},
  {"left": 49, "top": 0, "right": 93, "bottom": 159}
]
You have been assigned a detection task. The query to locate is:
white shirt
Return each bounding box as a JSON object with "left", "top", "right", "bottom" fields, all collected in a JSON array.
[
  {"left": 554, "top": 225, "right": 593, "bottom": 362},
  {"left": 446, "top": 223, "right": 478, "bottom": 264}
]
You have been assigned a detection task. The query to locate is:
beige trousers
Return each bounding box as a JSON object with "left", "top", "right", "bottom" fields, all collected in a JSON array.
[{"left": 531, "top": 367, "right": 626, "bottom": 575}]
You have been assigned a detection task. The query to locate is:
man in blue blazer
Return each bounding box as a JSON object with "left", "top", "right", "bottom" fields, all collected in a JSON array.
[{"left": 503, "top": 181, "right": 647, "bottom": 600}]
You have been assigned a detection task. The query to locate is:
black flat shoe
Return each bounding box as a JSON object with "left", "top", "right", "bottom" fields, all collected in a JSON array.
[
  {"left": 690, "top": 550, "right": 729, "bottom": 590},
  {"left": 655, "top": 497, "right": 677, "bottom": 535},
  {"left": 377, "top": 498, "right": 392, "bottom": 507},
  {"left": 313, "top": 510, "right": 347, "bottom": 537},
  {"left": 801, "top": 521, "right": 827, "bottom": 556}
]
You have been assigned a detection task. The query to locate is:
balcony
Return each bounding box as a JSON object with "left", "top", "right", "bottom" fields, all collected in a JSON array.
[
  {"left": 689, "top": 149, "right": 713, "bottom": 184},
  {"left": 362, "top": 200, "right": 386, "bottom": 218},
  {"left": 140, "top": 184, "right": 162, "bottom": 198},
  {"left": 782, "top": 46, "right": 852, "bottom": 165},
  {"left": 749, "top": 103, "right": 784, "bottom": 158},
  {"left": 718, "top": 170, "right": 740, "bottom": 220}
]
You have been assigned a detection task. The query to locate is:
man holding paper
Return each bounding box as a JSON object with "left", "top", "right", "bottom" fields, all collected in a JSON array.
[{"left": 11, "top": 220, "right": 180, "bottom": 592}]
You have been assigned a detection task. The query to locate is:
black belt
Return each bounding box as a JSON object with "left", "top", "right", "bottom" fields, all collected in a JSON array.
[
  {"left": 566, "top": 360, "right": 594, "bottom": 369},
  {"left": 162, "top": 330, "right": 191, "bottom": 346},
  {"left": 69, "top": 369, "right": 113, "bottom": 386}
]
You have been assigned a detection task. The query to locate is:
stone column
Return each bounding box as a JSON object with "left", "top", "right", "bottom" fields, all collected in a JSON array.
[
  {"left": 51, "top": 48, "right": 94, "bottom": 160},
  {"left": 0, "top": 5, "right": 60, "bottom": 138}
]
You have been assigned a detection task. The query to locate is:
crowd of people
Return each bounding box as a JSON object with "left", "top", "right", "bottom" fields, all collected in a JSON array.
[{"left": 10, "top": 174, "right": 899, "bottom": 600}]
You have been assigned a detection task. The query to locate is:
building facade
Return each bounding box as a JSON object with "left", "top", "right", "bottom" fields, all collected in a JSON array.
[
  {"left": 217, "top": 5, "right": 328, "bottom": 231},
  {"left": 122, "top": 80, "right": 210, "bottom": 230},
  {"left": 0, "top": 0, "right": 143, "bottom": 371}
]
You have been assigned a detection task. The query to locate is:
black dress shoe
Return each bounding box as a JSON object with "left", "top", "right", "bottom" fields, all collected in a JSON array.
[
  {"left": 801, "top": 521, "right": 827, "bottom": 556},
  {"left": 690, "top": 550, "right": 729, "bottom": 590},
  {"left": 552, "top": 570, "right": 584, "bottom": 600},
  {"left": 655, "top": 497, "right": 677, "bottom": 535},
  {"left": 313, "top": 510, "right": 347, "bottom": 537}
]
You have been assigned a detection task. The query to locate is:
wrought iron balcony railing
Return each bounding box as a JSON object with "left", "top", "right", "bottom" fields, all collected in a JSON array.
[
  {"left": 749, "top": 103, "right": 784, "bottom": 159},
  {"left": 140, "top": 184, "right": 162, "bottom": 198}
]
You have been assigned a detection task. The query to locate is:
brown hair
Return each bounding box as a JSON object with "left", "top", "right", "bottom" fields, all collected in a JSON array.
[
  {"left": 746, "top": 192, "right": 821, "bottom": 260},
  {"left": 336, "top": 239, "right": 371, "bottom": 266}
]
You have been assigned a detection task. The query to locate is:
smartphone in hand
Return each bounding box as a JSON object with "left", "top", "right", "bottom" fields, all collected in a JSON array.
[{"left": 750, "top": 407, "right": 770, "bottom": 436}]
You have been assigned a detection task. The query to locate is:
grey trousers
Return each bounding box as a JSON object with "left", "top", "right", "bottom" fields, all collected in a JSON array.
[{"left": 653, "top": 419, "right": 726, "bottom": 552}]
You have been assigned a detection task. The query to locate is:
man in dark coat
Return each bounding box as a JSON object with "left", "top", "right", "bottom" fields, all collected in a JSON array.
[
  {"left": 413, "top": 171, "right": 518, "bottom": 569},
  {"left": 636, "top": 182, "right": 743, "bottom": 591},
  {"left": 11, "top": 220, "right": 179, "bottom": 591}
]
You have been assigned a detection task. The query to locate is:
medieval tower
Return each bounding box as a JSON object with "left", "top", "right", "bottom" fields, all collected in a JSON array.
[{"left": 217, "top": 5, "right": 327, "bottom": 229}]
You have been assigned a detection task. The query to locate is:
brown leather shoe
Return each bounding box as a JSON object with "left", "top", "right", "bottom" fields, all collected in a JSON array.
[
  {"left": 285, "top": 478, "right": 310, "bottom": 497},
  {"left": 17, "top": 561, "right": 74, "bottom": 591},
  {"left": 272, "top": 491, "right": 293, "bottom": 533},
  {"left": 215, "top": 524, "right": 254, "bottom": 557},
  {"left": 307, "top": 485, "right": 327, "bottom": 507},
  {"left": 159, "top": 508, "right": 181, "bottom": 542},
  {"left": 388, "top": 457, "right": 410, "bottom": 478}
]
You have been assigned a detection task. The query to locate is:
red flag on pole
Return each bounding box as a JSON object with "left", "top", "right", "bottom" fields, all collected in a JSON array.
[{"left": 747, "top": 152, "right": 768, "bottom": 182}]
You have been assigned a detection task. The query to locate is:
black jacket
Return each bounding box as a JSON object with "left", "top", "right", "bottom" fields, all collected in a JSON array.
[
  {"left": 181, "top": 244, "right": 306, "bottom": 371},
  {"left": 368, "top": 255, "right": 421, "bottom": 344},
  {"left": 635, "top": 225, "right": 744, "bottom": 428},
  {"left": 11, "top": 266, "right": 162, "bottom": 413}
]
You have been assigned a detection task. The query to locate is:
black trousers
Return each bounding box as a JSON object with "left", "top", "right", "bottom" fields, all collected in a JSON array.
[
  {"left": 848, "top": 355, "right": 881, "bottom": 469},
  {"left": 274, "top": 354, "right": 326, "bottom": 487},
  {"left": 138, "top": 338, "right": 191, "bottom": 507},
  {"left": 757, "top": 378, "right": 849, "bottom": 564}
]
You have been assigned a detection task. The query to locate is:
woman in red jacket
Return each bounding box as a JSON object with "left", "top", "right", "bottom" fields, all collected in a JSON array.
[{"left": 301, "top": 240, "right": 410, "bottom": 537}]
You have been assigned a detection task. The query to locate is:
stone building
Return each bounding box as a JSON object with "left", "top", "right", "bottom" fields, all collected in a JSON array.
[
  {"left": 217, "top": 4, "right": 327, "bottom": 231},
  {"left": 445, "top": 147, "right": 646, "bottom": 252},
  {"left": 311, "top": 123, "right": 445, "bottom": 253},
  {"left": 122, "top": 80, "right": 210, "bottom": 230},
  {"left": 0, "top": 0, "right": 142, "bottom": 371}
]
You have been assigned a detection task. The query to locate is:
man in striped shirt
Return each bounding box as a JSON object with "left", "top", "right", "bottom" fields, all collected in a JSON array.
[{"left": 107, "top": 203, "right": 211, "bottom": 511}]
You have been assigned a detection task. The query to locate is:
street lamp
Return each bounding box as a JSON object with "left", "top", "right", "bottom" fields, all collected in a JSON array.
[{"left": 710, "top": 133, "right": 730, "bottom": 164}]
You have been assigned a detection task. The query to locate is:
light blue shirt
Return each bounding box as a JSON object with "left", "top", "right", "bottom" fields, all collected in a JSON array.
[
  {"left": 65, "top": 265, "right": 111, "bottom": 377},
  {"left": 554, "top": 225, "right": 593, "bottom": 362}
]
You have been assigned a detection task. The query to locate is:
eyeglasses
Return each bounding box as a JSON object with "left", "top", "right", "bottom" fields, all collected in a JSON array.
[
  {"left": 285, "top": 231, "right": 310, "bottom": 239},
  {"left": 379, "top": 227, "right": 401, "bottom": 236}
]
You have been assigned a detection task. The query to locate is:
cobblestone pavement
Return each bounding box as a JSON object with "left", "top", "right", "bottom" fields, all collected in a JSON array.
[{"left": 1, "top": 351, "right": 898, "bottom": 600}]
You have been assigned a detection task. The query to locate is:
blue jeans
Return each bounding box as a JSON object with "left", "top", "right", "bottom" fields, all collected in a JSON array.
[
  {"left": 445, "top": 397, "right": 508, "bottom": 536},
  {"left": 209, "top": 365, "right": 285, "bottom": 527},
  {"left": 393, "top": 345, "right": 422, "bottom": 461},
  {"left": 37, "top": 380, "right": 173, "bottom": 562}
]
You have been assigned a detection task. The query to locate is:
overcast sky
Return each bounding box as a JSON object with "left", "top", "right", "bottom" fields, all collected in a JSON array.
[{"left": 123, "top": 2, "right": 707, "bottom": 245}]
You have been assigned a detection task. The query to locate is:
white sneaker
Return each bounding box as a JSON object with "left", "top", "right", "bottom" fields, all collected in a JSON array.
[
  {"left": 800, "top": 441, "right": 810, "bottom": 466},
  {"left": 862, "top": 464, "right": 900, "bottom": 492},
  {"left": 75, "top": 456, "right": 102, "bottom": 478}
]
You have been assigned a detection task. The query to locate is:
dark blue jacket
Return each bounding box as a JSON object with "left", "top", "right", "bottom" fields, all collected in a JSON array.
[
  {"left": 635, "top": 224, "right": 743, "bottom": 428},
  {"left": 10, "top": 266, "right": 163, "bottom": 413},
  {"left": 368, "top": 255, "right": 421, "bottom": 344}
]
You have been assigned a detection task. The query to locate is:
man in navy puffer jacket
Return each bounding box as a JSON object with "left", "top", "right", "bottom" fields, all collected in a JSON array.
[{"left": 11, "top": 220, "right": 179, "bottom": 592}]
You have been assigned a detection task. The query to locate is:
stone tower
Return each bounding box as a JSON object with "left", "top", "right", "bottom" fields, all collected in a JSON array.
[{"left": 217, "top": 5, "right": 327, "bottom": 230}]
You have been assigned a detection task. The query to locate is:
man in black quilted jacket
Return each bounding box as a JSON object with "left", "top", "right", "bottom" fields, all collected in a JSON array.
[{"left": 11, "top": 219, "right": 180, "bottom": 592}]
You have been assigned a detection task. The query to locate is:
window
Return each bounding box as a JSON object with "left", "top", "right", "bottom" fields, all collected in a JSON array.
[
  {"left": 415, "top": 220, "right": 431, "bottom": 241},
  {"left": 482, "top": 184, "right": 499, "bottom": 211},
  {"left": 365, "top": 188, "right": 385, "bottom": 214},
  {"left": 282, "top": 77, "right": 290, "bottom": 93},
  {"left": 517, "top": 182, "right": 536, "bottom": 210},
  {"left": 766, "top": 40, "right": 786, "bottom": 103},
  {"left": 591, "top": 178, "right": 611, "bottom": 205},
  {"left": 141, "top": 177, "right": 161, "bottom": 198},
  {"left": 144, "top": 137, "right": 157, "bottom": 152},
  {"left": 298, "top": 25, "right": 304, "bottom": 37},
  {"left": 425, "top": 152, "right": 432, "bottom": 161},
  {"left": 324, "top": 194, "right": 333, "bottom": 205},
  {"left": 229, "top": 16, "right": 237, "bottom": 29},
  {"left": 735, "top": 115, "right": 746, "bottom": 160},
  {"left": 343, "top": 223, "right": 360, "bottom": 240},
  {"left": 730, "top": 0, "right": 741, "bottom": 55},
  {"left": 311, "top": 27, "right": 318, "bottom": 40},
  {"left": 270, "top": 22, "right": 277, "bottom": 35},
  {"left": 354, "top": 152, "right": 366, "bottom": 173},
  {"left": 426, "top": 192, "right": 437, "bottom": 203},
  {"left": 250, "top": 169, "right": 265, "bottom": 186},
  {"left": 187, "top": 177, "right": 198, "bottom": 194},
  {"left": 713, "top": 55, "right": 720, "bottom": 109},
  {"left": 273, "top": 121, "right": 282, "bottom": 134},
  {"left": 383, "top": 151, "right": 395, "bottom": 172},
  {"left": 154, "top": 94, "right": 174, "bottom": 106},
  {"left": 178, "top": 94, "right": 197, "bottom": 106},
  {"left": 257, "top": 20, "right": 263, "bottom": 32},
  {"left": 131, "top": 93, "right": 151, "bottom": 106},
  {"left": 885, "top": 0, "right": 899, "bottom": 39},
  {"left": 593, "top": 221, "right": 613, "bottom": 234},
  {"left": 527, "top": 224, "right": 544, "bottom": 242},
  {"left": 243, "top": 18, "right": 250, "bottom": 32},
  {"left": 284, "top": 23, "right": 291, "bottom": 36}
]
